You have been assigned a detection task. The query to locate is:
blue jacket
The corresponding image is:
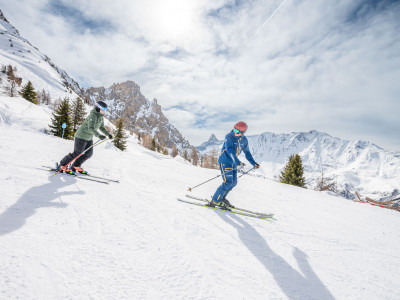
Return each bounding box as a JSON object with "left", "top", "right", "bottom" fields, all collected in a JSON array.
[{"left": 218, "top": 130, "right": 257, "bottom": 167}]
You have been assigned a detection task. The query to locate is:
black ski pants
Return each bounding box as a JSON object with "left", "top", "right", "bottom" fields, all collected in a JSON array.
[{"left": 60, "top": 137, "right": 93, "bottom": 168}]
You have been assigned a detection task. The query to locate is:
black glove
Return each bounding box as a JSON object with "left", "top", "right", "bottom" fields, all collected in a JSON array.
[
  {"left": 108, "top": 134, "right": 113, "bottom": 140},
  {"left": 99, "top": 135, "right": 106, "bottom": 140},
  {"left": 254, "top": 163, "right": 260, "bottom": 169},
  {"left": 238, "top": 162, "right": 246, "bottom": 170}
]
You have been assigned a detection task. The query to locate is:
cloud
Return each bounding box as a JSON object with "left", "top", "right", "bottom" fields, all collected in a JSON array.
[{"left": 1, "top": 0, "right": 400, "bottom": 150}]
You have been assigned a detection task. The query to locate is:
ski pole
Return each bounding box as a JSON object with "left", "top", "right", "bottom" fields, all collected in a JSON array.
[
  {"left": 237, "top": 166, "right": 256, "bottom": 179},
  {"left": 188, "top": 166, "right": 257, "bottom": 192},
  {"left": 54, "top": 138, "right": 108, "bottom": 175},
  {"left": 188, "top": 174, "right": 221, "bottom": 192}
]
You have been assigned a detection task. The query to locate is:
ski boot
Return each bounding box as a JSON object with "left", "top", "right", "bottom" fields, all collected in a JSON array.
[
  {"left": 72, "top": 166, "right": 88, "bottom": 174},
  {"left": 207, "top": 199, "right": 232, "bottom": 211},
  {"left": 56, "top": 163, "right": 75, "bottom": 175},
  {"left": 221, "top": 198, "right": 235, "bottom": 208}
]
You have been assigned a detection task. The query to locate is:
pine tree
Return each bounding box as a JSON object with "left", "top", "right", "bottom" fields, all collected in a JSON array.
[
  {"left": 20, "top": 81, "right": 38, "bottom": 104},
  {"left": 71, "top": 97, "right": 86, "bottom": 132},
  {"left": 142, "top": 134, "right": 153, "bottom": 150},
  {"left": 279, "top": 154, "right": 306, "bottom": 187},
  {"left": 162, "top": 148, "right": 169, "bottom": 155},
  {"left": 49, "top": 98, "right": 73, "bottom": 139},
  {"left": 183, "top": 149, "right": 189, "bottom": 161},
  {"left": 112, "top": 118, "right": 127, "bottom": 151},
  {"left": 191, "top": 147, "right": 199, "bottom": 166},
  {"left": 171, "top": 145, "right": 178, "bottom": 158},
  {"left": 209, "top": 148, "right": 219, "bottom": 169}
]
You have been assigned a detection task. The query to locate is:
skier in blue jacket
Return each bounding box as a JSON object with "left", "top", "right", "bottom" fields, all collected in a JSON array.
[{"left": 208, "top": 121, "right": 260, "bottom": 210}]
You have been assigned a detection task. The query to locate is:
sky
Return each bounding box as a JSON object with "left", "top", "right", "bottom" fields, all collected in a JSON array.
[{"left": 1, "top": 0, "right": 400, "bottom": 150}]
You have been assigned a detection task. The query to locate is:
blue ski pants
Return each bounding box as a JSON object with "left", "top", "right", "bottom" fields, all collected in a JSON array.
[{"left": 212, "top": 162, "right": 237, "bottom": 202}]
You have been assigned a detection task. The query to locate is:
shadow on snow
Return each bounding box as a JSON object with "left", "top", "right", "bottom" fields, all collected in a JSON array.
[
  {"left": 0, "top": 174, "right": 84, "bottom": 236},
  {"left": 217, "top": 212, "right": 334, "bottom": 300}
]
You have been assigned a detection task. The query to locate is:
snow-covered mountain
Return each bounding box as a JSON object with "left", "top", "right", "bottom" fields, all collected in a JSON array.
[
  {"left": 0, "top": 9, "right": 191, "bottom": 152},
  {"left": 197, "top": 130, "right": 400, "bottom": 200},
  {"left": 196, "top": 133, "right": 220, "bottom": 152},
  {"left": 1, "top": 95, "right": 400, "bottom": 299},
  {"left": 84, "top": 81, "right": 192, "bottom": 151},
  {"left": 0, "top": 9, "right": 83, "bottom": 100}
]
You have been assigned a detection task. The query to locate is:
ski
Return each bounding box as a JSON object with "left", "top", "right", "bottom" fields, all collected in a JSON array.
[
  {"left": 50, "top": 164, "right": 119, "bottom": 183},
  {"left": 185, "top": 194, "right": 274, "bottom": 218},
  {"left": 40, "top": 166, "right": 109, "bottom": 184},
  {"left": 44, "top": 165, "right": 118, "bottom": 183},
  {"left": 73, "top": 173, "right": 119, "bottom": 183},
  {"left": 177, "top": 198, "right": 274, "bottom": 220}
]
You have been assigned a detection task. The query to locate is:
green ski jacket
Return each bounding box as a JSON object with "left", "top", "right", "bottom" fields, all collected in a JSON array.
[{"left": 75, "top": 109, "right": 110, "bottom": 141}]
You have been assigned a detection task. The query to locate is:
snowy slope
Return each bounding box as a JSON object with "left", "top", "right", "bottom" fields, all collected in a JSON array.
[
  {"left": 197, "top": 131, "right": 400, "bottom": 200},
  {"left": 0, "top": 10, "right": 82, "bottom": 100},
  {"left": 1, "top": 96, "right": 400, "bottom": 300}
]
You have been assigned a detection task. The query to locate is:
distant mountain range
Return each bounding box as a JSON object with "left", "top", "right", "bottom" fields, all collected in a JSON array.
[{"left": 197, "top": 130, "right": 400, "bottom": 200}]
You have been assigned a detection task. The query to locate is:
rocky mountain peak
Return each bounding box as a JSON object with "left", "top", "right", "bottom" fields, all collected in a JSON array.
[
  {"left": 84, "top": 81, "right": 191, "bottom": 151},
  {"left": 0, "top": 9, "right": 9, "bottom": 23},
  {"left": 208, "top": 134, "right": 218, "bottom": 142}
]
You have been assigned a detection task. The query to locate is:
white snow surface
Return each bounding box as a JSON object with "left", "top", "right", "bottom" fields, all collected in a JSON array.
[{"left": 1, "top": 96, "right": 400, "bottom": 300}]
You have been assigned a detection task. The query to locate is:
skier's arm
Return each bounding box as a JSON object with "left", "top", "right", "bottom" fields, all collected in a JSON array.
[
  {"left": 225, "top": 136, "right": 241, "bottom": 166},
  {"left": 86, "top": 111, "right": 101, "bottom": 138},
  {"left": 243, "top": 142, "right": 257, "bottom": 166},
  {"left": 99, "top": 119, "right": 111, "bottom": 137}
]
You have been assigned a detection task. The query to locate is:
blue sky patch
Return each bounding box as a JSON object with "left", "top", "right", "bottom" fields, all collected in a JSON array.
[{"left": 45, "top": 0, "right": 115, "bottom": 34}]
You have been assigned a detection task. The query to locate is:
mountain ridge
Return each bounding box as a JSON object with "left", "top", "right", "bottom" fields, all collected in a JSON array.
[
  {"left": 84, "top": 80, "right": 191, "bottom": 151},
  {"left": 197, "top": 129, "right": 400, "bottom": 200},
  {"left": 0, "top": 9, "right": 83, "bottom": 99},
  {"left": 0, "top": 10, "right": 191, "bottom": 152}
]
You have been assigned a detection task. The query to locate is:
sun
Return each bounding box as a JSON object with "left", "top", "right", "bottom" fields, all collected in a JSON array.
[{"left": 152, "top": 0, "right": 198, "bottom": 40}]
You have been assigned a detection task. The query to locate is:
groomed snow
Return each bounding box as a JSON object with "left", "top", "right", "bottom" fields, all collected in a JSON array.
[{"left": 0, "top": 96, "right": 399, "bottom": 299}]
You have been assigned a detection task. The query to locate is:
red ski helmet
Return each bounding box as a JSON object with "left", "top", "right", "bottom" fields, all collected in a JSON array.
[{"left": 234, "top": 121, "right": 248, "bottom": 134}]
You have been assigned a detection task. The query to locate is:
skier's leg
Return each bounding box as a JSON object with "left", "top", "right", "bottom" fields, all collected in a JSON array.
[
  {"left": 212, "top": 163, "right": 234, "bottom": 202},
  {"left": 73, "top": 139, "right": 93, "bottom": 167},
  {"left": 59, "top": 138, "right": 86, "bottom": 167}
]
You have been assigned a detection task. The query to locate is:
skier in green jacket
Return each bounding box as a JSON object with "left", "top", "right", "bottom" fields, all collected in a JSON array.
[{"left": 56, "top": 101, "right": 112, "bottom": 174}]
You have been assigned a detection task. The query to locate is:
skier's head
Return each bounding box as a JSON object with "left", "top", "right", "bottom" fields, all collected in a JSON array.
[
  {"left": 95, "top": 101, "right": 108, "bottom": 113},
  {"left": 233, "top": 121, "right": 248, "bottom": 135}
]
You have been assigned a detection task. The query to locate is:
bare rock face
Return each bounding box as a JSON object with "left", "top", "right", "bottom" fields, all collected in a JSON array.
[{"left": 84, "top": 81, "right": 191, "bottom": 150}]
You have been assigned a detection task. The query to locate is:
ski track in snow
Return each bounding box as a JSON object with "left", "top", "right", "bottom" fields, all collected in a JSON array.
[{"left": 0, "top": 97, "right": 400, "bottom": 299}]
